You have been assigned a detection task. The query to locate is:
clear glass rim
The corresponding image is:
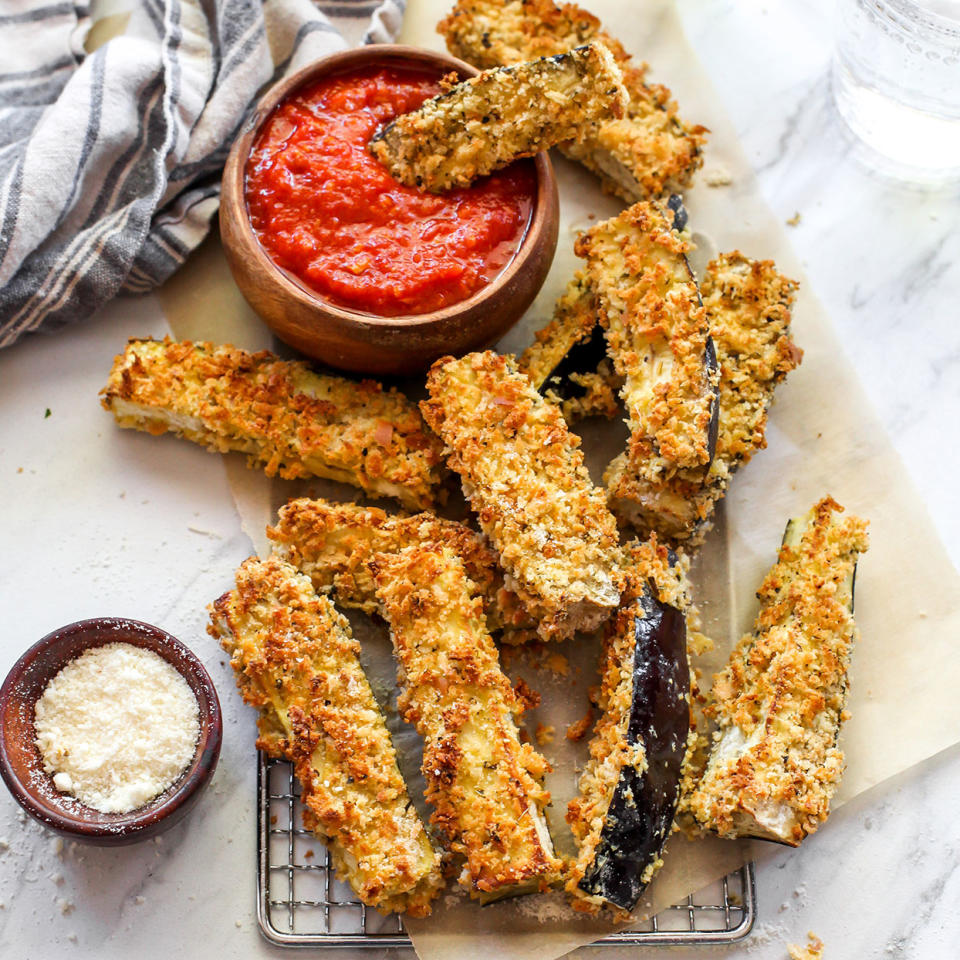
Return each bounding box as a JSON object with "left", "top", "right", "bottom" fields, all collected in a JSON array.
[{"left": 869, "top": 0, "right": 960, "bottom": 40}]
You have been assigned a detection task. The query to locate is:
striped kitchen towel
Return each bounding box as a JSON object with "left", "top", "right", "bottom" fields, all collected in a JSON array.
[{"left": 0, "top": 0, "right": 405, "bottom": 349}]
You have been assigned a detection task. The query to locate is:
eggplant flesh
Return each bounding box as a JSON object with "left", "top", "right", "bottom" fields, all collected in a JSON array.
[{"left": 577, "top": 588, "right": 689, "bottom": 910}]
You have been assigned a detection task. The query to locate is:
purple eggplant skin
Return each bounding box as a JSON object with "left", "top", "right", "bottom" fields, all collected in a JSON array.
[
  {"left": 577, "top": 587, "right": 690, "bottom": 911},
  {"left": 704, "top": 334, "right": 720, "bottom": 468},
  {"left": 666, "top": 193, "right": 688, "bottom": 232},
  {"left": 536, "top": 321, "right": 608, "bottom": 402}
]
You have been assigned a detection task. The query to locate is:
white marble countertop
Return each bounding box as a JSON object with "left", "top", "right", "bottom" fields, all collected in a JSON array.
[{"left": 1, "top": 1, "right": 958, "bottom": 958}]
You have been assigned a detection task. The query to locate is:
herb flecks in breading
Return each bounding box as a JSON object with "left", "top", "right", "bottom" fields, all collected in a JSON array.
[
  {"left": 372, "top": 544, "right": 561, "bottom": 899},
  {"left": 100, "top": 338, "right": 445, "bottom": 511},
  {"left": 687, "top": 498, "right": 868, "bottom": 845},
  {"left": 371, "top": 41, "right": 627, "bottom": 192},
  {"left": 438, "top": 0, "right": 707, "bottom": 202},
  {"left": 209, "top": 556, "right": 443, "bottom": 915},
  {"left": 422, "top": 350, "right": 624, "bottom": 642}
]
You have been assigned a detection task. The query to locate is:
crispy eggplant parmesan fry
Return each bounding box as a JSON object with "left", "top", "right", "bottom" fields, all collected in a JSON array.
[
  {"left": 371, "top": 544, "right": 562, "bottom": 899},
  {"left": 208, "top": 556, "right": 443, "bottom": 915},
  {"left": 566, "top": 538, "right": 693, "bottom": 914},
  {"left": 518, "top": 272, "right": 622, "bottom": 422},
  {"left": 574, "top": 202, "right": 719, "bottom": 522},
  {"left": 613, "top": 253, "right": 802, "bottom": 542},
  {"left": 688, "top": 498, "right": 869, "bottom": 845},
  {"left": 421, "top": 351, "right": 624, "bottom": 641},
  {"left": 266, "top": 497, "right": 533, "bottom": 634},
  {"left": 437, "top": 0, "right": 707, "bottom": 202},
  {"left": 370, "top": 41, "right": 627, "bottom": 192},
  {"left": 100, "top": 338, "right": 445, "bottom": 511}
]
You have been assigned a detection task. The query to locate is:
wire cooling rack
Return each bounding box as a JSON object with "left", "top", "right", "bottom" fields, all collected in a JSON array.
[{"left": 256, "top": 755, "right": 756, "bottom": 949}]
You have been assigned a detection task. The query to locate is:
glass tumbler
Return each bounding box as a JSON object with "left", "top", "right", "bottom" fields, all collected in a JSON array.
[{"left": 833, "top": 0, "right": 960, "bottom": 176}]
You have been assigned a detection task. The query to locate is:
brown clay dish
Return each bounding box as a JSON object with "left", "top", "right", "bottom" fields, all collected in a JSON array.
[
  {"left": 0, "top": 617, "right": 222, "bottom": 845},
  {"left": 220, "top": 45, "right": 560, "bottom": 376}
]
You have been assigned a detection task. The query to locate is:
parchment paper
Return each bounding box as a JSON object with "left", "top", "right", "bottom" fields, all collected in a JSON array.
[{"left": 158, "top": 1, "right": 960, "bottom": 957}]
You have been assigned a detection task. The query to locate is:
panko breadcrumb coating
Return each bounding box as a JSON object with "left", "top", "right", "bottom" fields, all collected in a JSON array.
[
  {"left": 370, "top": 41, "right": 627, "bottom": 192},
  {"left": 519, "top": 272, "right": 622, "bottom": 423},
  {"left": 438, "top": 0, "right": 707, "bottom": 202},
  {"left": 613, "top": 252, "right": 802, "bottom": 542},
  {"left": 687, "top": 498, "right": 868, "bottom": 845},
  {"left": 574, "top": 202, "right": 718, "bottom": 523},
  {"left": 421, "top": 350, "right": 624, "bottom": 641},
  {"left": 100, "top": 338, "right": 445, "bottom": 511},
  {"left": 566, "top": 536, "right": 694, "bottom": 915},
  {"left": 371, "top": 544, "right": 562, "bottom": 899},
  {"left": 266, "top": 497, "right": 534, "bottom": 634},
  {"left": 208, "top": 556, "right": 443, "bottom": 916}
]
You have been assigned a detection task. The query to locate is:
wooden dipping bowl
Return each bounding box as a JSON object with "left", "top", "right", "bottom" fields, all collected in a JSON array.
[
  {"left": 220, "top": 45, "right": 560, "bottom": 376},
  {"left": 0, "top": 618, "right": 222, "bottom": 846}
]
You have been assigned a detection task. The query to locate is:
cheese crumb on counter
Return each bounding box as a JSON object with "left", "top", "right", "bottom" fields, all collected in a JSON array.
[
  {"left": 788, "top": 932, "right": 825, "bottom": 959},
  {"left": 34, "top": 643, "right": 199, "bottom": 813}
]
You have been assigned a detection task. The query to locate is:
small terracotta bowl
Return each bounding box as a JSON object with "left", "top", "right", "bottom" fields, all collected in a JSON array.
[
  {"left": 220, "top": 44, "right": 560, "bottom": 376},
  {"left": 0, "top": 618, "right": 222, "bottom": 846}
]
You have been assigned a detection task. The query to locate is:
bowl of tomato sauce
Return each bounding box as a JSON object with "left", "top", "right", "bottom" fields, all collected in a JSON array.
[{"left": 220, "top": 45, "right": 559, "bottom": 376}]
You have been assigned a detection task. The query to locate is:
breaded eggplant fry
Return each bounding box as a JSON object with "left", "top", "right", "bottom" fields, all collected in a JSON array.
[
  {"left": 421, "top": 351, "right": 624, "bottom": 641},
  {"left": 566, "top": 538, "right": 693, "bottom": 915},
  {"left": 574, "top": 202, "right": 718, "bottom": 520},
  {"left": 266, "top": 497, "right": 533, "bottom": 634},
  {"left": 610, "top": 252, "right": 802, "bottom": 542},
  {"left": 688, "top": 498, "right": 869, "bottom": 845},
  {"left": 208, "top": 556, "right": 444, "bottom": 915},
  {"left": 518, "top": 272, "right": 622, "bottom": 423},
  {"left": 100, "top": 338, "right": 445, "bottom": 511},
  {"left": 371, "top": 544, "right": 562, "bottom": 899},
  {"left": 438, "top": 0, "right": 707, "bottom": 202},
  {"left": 370, "top": 41, "right": 626, "bottom": 192}
]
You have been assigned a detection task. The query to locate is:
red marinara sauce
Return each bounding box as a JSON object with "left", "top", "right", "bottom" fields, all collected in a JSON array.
[{"left": 245, "top": 65, "right": 537, "bottom": 317}]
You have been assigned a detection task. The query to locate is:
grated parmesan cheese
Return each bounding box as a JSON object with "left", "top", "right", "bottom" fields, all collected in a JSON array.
[{"left": 34, "top": 643, "right": 199, "bottom": 813}]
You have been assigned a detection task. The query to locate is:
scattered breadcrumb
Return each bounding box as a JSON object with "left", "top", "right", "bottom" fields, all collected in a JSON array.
[
  {"left": 566, "top": 706, "right": 594, "bottom": 741},
  {"left": 788, "top": 932, "right": 824, "bottom": 959},
  {"left": 58, "top": 899, "right": 75, "bottom": 915},
  {"left": 704, "top": 166, "right": 733, "bottom": 186},
  {"left": 546, "top": 653, "right": 570, "bottom": 677},
  {"left": 535, "top": 723, "right": 555, "bottom": 746},
  {"left": 787, "top": 211, "right": 802, "bottom": 226}
]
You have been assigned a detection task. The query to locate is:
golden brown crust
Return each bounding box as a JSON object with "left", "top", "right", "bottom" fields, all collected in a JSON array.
[
  {"left": 437, "top": 0, "right": 707, "bottom": 202},
  {"left": 371, "top": 544, "right": 562, "bottom": 897},
  {"left": 100, "top": 338, "right": 445, "bottom": 511},
  {"left": 207, "top": 556, "right": 443, "bottom": 915},
  {"left": 565, "top": 536, "right": 693, "bottom": 914},
  {"left": 519, "top": 273, "right": 598, "bottom": 390},
  {"left": 575, "top": 202, "right": 717, "bottom": 498},
  {"left": 518, "top": 273, "right": 623, "bottom": 423},
  {"left": 613, "top": 252, "right": 802, "bottom": 542},
  {"left": 687, "top": 498, "right": 869, "bottom": 845},
  {"left": 421, "top": 351, "right": 624, "bottom": 641},
  {"left": 266, "top": 497, "right": 533, "bottom": 633},
  {"left": 370, "top": 41, "right": 627, "bottom": 192}
]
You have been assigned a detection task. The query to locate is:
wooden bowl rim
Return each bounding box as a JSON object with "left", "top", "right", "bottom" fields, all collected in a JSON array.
[
  {"left": 221, "top": 43, "right": 558, "bottom": 333},
  {"left": 0, "top": 617, "right": 222, "bottom": 843}
]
